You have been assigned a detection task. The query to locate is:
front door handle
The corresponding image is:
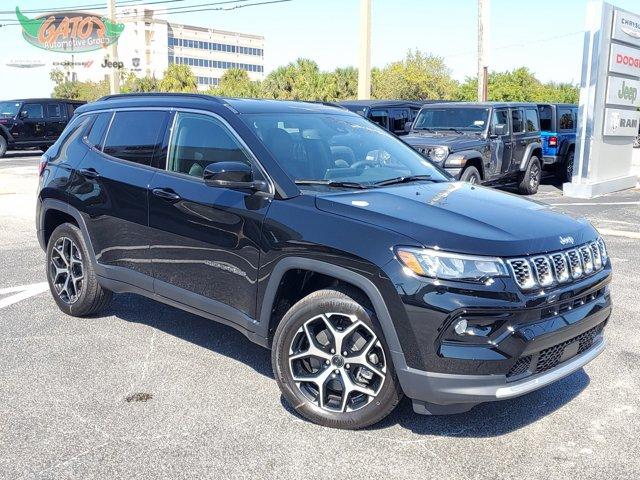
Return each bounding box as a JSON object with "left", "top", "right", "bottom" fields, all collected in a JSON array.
[
  {"left": 79, "top": 167, "right": 99, "bottom": 179},
  {"left": 152, "top": 188, "right": 181, "bottom": 202}
]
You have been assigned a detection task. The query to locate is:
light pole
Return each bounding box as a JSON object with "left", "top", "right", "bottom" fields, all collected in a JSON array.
[
  {"left": 357, "top": 0, "right": 372, "bottom": 100},
  {"left": 477, "top": 0, "right": 490, "bottom": 101},
  {"left": 108, "top": 0, "right": 120, "bottom": 94}
]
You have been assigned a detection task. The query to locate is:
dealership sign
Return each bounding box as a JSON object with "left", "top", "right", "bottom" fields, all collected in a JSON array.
[
  {"left": 606, "top": 76, "right": 640, "bottom": 107},
  {"left": 602, "top": 108, "right": 640, "bottom": 136},
  {"left": 15, "top": 6, "right": 124, "bottom": 52},
  {"left": 612, "top": 9, "right": 640, "bottom": 47}
]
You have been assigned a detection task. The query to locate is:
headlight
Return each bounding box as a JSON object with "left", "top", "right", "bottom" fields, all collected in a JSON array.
[
  {"left": 396, "top": 247, "right": 508, "bottom": 282},
  {"left": 428, "top": 146, "right": 449, "bottom": 163}
]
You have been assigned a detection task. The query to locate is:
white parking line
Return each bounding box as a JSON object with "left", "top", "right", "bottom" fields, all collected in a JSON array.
[
  {"left": 549, "top": 201, "right": 640, "bottom": 206},
  {"left": 597, "top": 228, "right": 640, "bottom": 240},
  {"left": 0, "top": 282, "right": 49, "bottom": 309}
]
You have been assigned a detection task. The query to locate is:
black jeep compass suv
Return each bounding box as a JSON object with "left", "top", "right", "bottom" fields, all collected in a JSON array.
[{"left": 36, "top": 94, "right": 612, "bottom": 429}]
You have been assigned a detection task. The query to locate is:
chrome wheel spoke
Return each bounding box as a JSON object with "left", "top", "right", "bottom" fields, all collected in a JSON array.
[{"left": 50, "top": 236, "right": 84, "bottom": 305}]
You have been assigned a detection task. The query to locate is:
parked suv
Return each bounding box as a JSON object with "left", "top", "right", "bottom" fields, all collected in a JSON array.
[
  {"left": 37, "top": 94, "right": 611, "bottom": 429},
  {"left": 538, "top": 103, "right": 578, "bottom": 182},
  {"left": 0, "top": 98, "right": 85, "bottom": 157},
  {"left": 339, "top": 100, "right": 427, "bottom": 136},
  {"left": 403, "top": 102, "right": 543, "bottom": 194}
]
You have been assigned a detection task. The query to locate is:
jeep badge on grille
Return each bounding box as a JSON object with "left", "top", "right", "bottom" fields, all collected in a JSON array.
[{"left": 559, "top": 235, "right": 575, "bottom": 245}]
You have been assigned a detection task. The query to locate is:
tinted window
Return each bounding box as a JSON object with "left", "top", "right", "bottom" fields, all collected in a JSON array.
[
  {"left": 390, "top": 109, "right": 410, "bottom": 133},
  {"left": 414, "top": 107, "right": 490, "bottom": 131},
  {"left": 103, "top": 111, "right": 166, "bottom": 165},
  {"left": 22, "top": 103, "right": 44, "bottom": 118},
  {"left": 538, "top": 105, "right": 552, "bottom": 131},
  {"left": 86, "top": 112, "right": 112, "bottom": 150},
  {"left": 491, "top": 109, "right": 509, "bottom": 134},
  {"left": 167, "top": 112, "right": 251, "bottom": 178},
  {"left": 49, "top": 115, "right": 92, "bottom": 163},
  {"left": 511, "top": 109, "right": 524, "bottom": 133},
  {"left": 559, "top": 108, "right": 575, "bottom": 130},
  {"left": 525, "top": 109, "right": 539, "bottom": 132},
  {"left": 369, "top": 109, "right": 389, "bottom": 129},
  {"left": 47, "top": 104, "right": 62, "bottom": 118}
]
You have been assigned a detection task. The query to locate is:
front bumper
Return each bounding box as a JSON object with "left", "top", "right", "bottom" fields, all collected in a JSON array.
[{"left": 444, "top": 167, "right": 462, "bottom": 179}]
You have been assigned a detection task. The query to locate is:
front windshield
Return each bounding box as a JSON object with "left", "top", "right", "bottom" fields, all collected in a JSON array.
[
  {"left": 413, "top": 107, "right": 490, "bottom": 132},
  {"left": 241, "top": 113, "right": 449, "bottom": 186},
  {"left": 0, "top": 102, "right": 20, "bottom": 118}
]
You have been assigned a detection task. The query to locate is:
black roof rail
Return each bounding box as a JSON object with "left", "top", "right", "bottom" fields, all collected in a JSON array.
[{"left": 96, "top": 92, "right": 225, "bottom": 103}]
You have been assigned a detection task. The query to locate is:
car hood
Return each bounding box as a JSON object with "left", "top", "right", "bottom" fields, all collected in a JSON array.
[
  {"left": 403, "top": 132, "right": 482, "bottom": 150},
  {"left": 314, "top": 182, "right": 597, "bottom": 257}
]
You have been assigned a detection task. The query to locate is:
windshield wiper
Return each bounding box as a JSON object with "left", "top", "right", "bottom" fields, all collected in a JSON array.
[
  {"left": 415, "top": 127, "right": 438, "bottom": 133},
  {"left": 294, "top": 179, "right": 371, "bottom": 189},
  {"left": 373, "top": 175, "right": 443, "bottom": 187},
  {"left": 444, "top": 127, "right": 465, "bottom": 134}
]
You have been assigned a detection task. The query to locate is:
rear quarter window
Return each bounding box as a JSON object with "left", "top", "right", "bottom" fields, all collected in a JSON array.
[
  {"left": 559, "top": 108, "right": 575, "bottom": 131},
  {"left": 525, "top": 109, "right": 539, "bottom": 132}
]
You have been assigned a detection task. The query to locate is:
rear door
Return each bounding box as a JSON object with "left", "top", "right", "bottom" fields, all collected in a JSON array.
[
  {"left": 148, "top": 110, "right": 271, "bottom": 322},
  {"left": 71, "top": 109, "right": 169, "bottom": 289},
  {"left": 44, "top": 102, "right": 66, "bottom": 143}
]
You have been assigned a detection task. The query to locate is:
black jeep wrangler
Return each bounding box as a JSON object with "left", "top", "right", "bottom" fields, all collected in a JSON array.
[
  {"left": 0, "top": 98, "right": 85, "bottom": 158},
  {"left": 403, "top": 102, "right": 544, "bottom": 194}
]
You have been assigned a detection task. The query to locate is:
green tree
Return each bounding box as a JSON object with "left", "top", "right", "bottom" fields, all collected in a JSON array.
[
  {"left": 49, "top": 68, "right": 110, "bottom": 101},
  {"left": 323, "top": 66, "right": 358, "bottom": 101},
  {"left": 158, "top": 64, "right": 197, "bottom": 93},
  {"left": 372, "top": 50, "right": 458, "bottom": 100},
  {"left": 260, "top": 58, "right": 326, "bottom": 100},
  {"left": 208, "top": 68, "right": 259, "bottom": 97},
  {"left": 122, "top": 72, "right": 159, "bottom": 93}
]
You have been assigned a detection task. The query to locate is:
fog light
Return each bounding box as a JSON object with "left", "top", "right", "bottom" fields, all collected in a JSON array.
[{"left": 453, "top": 319, "right": 468, "bottom": 335}]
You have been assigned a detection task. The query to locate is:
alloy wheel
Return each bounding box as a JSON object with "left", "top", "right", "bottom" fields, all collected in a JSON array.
[
  {"left": 529, "top": 162, "right": 541, "bottom": 190},
  {"left": 288, "top": 313, "right": 387, "bottom": 413},
  {"left": 50, "top": 236, "right": 84, "bottom": 304}
]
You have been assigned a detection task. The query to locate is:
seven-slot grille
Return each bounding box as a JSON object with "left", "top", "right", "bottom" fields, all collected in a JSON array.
[{"left": 507, "top": 238, "right": 607, "bottom": 290}]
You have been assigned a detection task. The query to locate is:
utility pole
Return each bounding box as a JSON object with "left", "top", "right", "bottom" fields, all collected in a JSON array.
[
  {"left": 108, "top": 0, "right": 120, "bottom": 94},
  {"left": 357, "top": 0, "right": 372, "bottom": 100},
  {"left": 477, "top": 0, "right": 490, "bottom": 101}
]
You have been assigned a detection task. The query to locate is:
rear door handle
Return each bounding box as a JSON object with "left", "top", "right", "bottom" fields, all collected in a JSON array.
[
  {"left": 79, "top": 167, "right": 99, "bottom": 179},
  {"left": 152, "top": 188, "right": 181, "bottom": 202}
]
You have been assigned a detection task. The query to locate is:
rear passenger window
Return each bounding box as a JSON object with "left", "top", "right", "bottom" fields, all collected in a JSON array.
[
  {"left": 103, "top": 111, "right": 167, "bottom": 165},
  {"left": 525, "top": 109, "right": 539, "bottom": 132},
  {"left": 511, "top": 109, "right": 524, "bottom": 133},
  {"left": 86, "top": 112, "right": 112, "bottom": 150},
  {"left": 167, "top": 112, "right": 251, "bottom": 178},
  {"left": 538, "top": 105, "right": 552, "bottom": 131},
  {"left": 49, "top": 115, "right": 92, "bottom": 163},
  {"left": 559, "top": 109, "right": 575, "bottom": 131},
  {"left": 47, "top": 104, "right": 62, "bottom": 118}
]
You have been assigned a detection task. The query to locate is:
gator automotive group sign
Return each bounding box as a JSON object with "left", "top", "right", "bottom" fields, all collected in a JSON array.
[{"left": 15, "top": 6, "right": 124, "bottom": 52}]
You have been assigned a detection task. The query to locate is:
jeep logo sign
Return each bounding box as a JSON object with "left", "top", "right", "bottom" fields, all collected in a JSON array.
[
  {"left": 603, "top": 108, "right": 640, "bottom": 136},
  {"left": 606, "top": 76, "right": 640, "bottom": 107}
]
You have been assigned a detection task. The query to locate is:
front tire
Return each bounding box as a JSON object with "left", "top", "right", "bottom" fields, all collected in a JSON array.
[
  {"left": 46, "top": 223, "right": 112, "bottom": 316},
  {"left": 272, "top": 287, "right": 403, "bottom": 429},
  {"left": 0, "top": 136, "right": 7, "bottom": 158},
  {"left": 518, "top": 156, "right": 541, "bottom": 195},
  {"left": 459, "top": 165, "right": 481, "bottom": 184}
]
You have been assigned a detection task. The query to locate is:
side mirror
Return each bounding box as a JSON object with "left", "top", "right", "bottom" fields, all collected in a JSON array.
[
  {"left": 491, "top": 124, "right": 507, "bottom": 137},
  {"left": 19, "top": 110, "right": 29, "bottom": 119},
  {"left": 203, "top": 161, "right": 269, "bottom": 192},
  {"left": 404, "top": 121, "right": 413, "bottom": 133}
]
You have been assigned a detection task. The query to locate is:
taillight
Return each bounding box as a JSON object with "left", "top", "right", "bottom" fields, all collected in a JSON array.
[
  {"left": 38, "top": 154, "right": 49, "bottom": 176},
  {"left": 548, "top": 136, "right": 558, "bottom": 147}
]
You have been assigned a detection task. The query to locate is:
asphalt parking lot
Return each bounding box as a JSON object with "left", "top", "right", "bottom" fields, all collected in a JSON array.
[{"left": 1, "top": 152, "right": 639, "bottom": 480}]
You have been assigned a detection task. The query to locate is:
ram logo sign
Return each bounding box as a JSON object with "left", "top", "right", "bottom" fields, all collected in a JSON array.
[{"left": 15, "top": 6, "right": 124, "bottom": 52}]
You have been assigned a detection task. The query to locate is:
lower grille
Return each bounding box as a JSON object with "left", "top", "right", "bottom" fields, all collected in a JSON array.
[{"left": 506, "top": 322, "right": 604, "bottom": 379}]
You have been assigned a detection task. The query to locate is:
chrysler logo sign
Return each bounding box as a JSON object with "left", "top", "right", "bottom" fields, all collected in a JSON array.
[{"left": 613, "top": 10, "right": 640, "bottom": 48}]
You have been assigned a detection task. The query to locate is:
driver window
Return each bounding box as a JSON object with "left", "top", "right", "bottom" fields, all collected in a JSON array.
[
  {"left": 167, "top": 112, "right": 251, "bottom": 178},
  {"left": 491, "top": 109, "right": 509, "bottom": 135},
  {"left": 369, "top": 109, "right": 389, "bottom": 129},
  {"left": 21, "top": 103, "right": 44, "bottom": 119}
]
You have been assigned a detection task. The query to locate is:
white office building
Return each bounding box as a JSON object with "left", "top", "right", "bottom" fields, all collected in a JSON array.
[{"left": 68, "top": 6, "right": 265, "bottom": 91}]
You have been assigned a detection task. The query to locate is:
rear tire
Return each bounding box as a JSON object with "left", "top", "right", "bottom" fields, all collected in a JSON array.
[
  {"left": 518, "top": 156, "right": 541, "bottom": 195},
  {"left": 559, "top": 150, "right": 574, "bottom": 183},
  {"left": 459, "top": 165, "right": 481, "bottom": 184},
  {"left": 0, "top": 136, "right": 7, "bottom": 158},
  {"left": 272, "top": 287, "right": 403, "bottom": 429},
  {"left": 46, "top": 223, "right": 112, "bottom": 316}
]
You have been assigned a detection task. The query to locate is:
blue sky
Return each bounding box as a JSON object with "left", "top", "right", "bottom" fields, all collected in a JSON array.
[{"left": 2, "top": 0, "right": 640, "bottom": 97}]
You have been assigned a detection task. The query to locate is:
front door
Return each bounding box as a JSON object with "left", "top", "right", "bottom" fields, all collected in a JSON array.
[
  {"left": 487, "top": 108, "right": 513, "bottom": 178},
  {"left": 44, "top": 102, "right": 67, "bottom": 144},
  {"left": 18, "top": 102, "right": 46, "bottom": 144},
  {"left": 148, "top": 111, "right": 271, "bottom": 323}
]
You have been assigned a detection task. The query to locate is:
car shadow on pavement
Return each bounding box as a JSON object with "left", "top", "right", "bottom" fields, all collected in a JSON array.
[
  {"left": 103, "top": 293, "right": 589, "bottom": 436},
  {"left": 101, "top": 293, "right": 274, "bottom": 379}
]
